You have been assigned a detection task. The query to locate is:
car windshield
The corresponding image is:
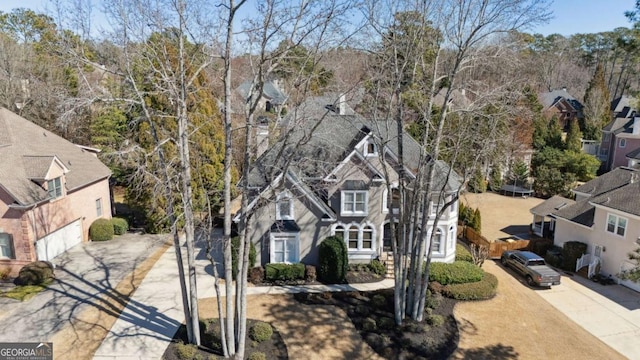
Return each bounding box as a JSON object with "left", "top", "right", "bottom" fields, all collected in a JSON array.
[{"left": 529, "top": 259, "right": 546, "bottom": 266}]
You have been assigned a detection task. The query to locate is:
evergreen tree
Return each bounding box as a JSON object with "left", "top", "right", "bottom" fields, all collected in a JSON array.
[
  {"left": 565, "top": 119, "right": 583, "bottom": 152},
  {"left": 582, "top": 63, "right": 611, "bottom": 141}
]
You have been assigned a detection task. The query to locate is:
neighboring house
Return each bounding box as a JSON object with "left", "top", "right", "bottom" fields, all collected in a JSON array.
[
  {"left": 236, "top": 79, "right": 288, "bottom": 114},
  {"left": 600, "top": 96, "right": 640, "bottom": 171},
  {"left": 538, "top": 88, "right": 583, "bottom": 130},
  {"left": 0, "top": 108, "right": 112, "bottom": 273},
  {"left": 530, "top": 167, "right": 640, "bottom": 292},
  {"left": 236, "top": 95, "right": 462, "bottom": 267}
]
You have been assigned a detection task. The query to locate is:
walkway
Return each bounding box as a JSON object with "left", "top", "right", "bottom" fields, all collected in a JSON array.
[
  {"left": 536, "top": 273, "right": 640, "bottom": 360},
  {"left": 93, "top": 245, "right": 393, "bottom": 360}
]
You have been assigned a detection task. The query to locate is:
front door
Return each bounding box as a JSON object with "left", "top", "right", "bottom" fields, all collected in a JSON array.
[
  {"left": 594, "top": 245, "right": 603, "bottom": 258},
  {"left": 383, "top": 223, "right": 392, "bottom": 252}
]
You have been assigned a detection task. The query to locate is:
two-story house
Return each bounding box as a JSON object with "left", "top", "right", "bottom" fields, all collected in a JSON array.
[
  {"left": 530, "top": 167, "right": 640, "bottom": 292},
  {"left": 0, "top": 108, "right": 112, "bottom": 274},
  {"left": 235, "top": 95, "right": 461, "bottom": 266},
  {"left": 600, "top": 95, "right": 640, "bottom": 171},
  {"left": 539, "top": 88, "right": 584, "bottom": 131}
]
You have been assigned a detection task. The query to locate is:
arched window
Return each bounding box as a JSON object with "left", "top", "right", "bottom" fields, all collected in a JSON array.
[
  {"left": 431, "top": 229, "right": 443, "bottom": 254},
  {"left": 364, "top": 141, "right": 377, "bottom": 156},
  {"left": 333, "top": 225, "right": 345, "bottom": 240}
]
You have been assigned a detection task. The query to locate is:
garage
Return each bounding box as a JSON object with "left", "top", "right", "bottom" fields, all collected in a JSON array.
[{"left": 35, "top": 219, "right": 83, "bottom": 261}]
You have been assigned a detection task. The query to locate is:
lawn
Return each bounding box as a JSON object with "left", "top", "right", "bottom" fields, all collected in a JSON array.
[{"left": 0, "top": 281, "right": 51, "bottom": 301}]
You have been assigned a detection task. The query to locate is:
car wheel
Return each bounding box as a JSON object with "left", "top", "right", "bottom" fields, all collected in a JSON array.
[{"left": 526, "top": 276, "right": 535, "bottom": 287}]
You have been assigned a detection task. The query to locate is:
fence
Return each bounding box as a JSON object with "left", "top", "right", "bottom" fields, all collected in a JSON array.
[{"left": 460, "top": 226, "right": 530, "bottom": 259}]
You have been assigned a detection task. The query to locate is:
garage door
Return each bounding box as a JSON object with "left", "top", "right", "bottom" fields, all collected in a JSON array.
[
  {"left": 36, "top": 220, "right": 83, "bottom": 261},
  {"left": 618, "top": 261, "right": 640, "bottom": 293}
]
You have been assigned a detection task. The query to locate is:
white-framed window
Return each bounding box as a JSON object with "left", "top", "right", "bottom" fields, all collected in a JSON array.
[
  {"left": 430, "top": 201, "right": 443, "bottom": 216},
  {"left": 0, "top": 233, "right": 15, "bottom": 259},
  {"left": 364, "top": 141, "right": 378, "bottom": 156},
  {"left": 276, "top": 191, "right": 294, "bottom": 220},
  {"left": 382, "top": 187, "right": 401, "bottom": 214},
  {"left": 341, "top": 191, "right": 368, "bottom": 216},
  {"left": 431, "top": 228, "right": 443, "bottom": 254},
  {"left": 47, "top": 177, "right": 63, "bottom": 199},
  {"left": 332, "top": 222, "right": 376, "bottom": 252},
  {"left": 96, "top": 198, "right": 103, "bottom": 217},
  {"left": 606, "top": 213, "right": 627, "bottom": 237},
  {"left": 270, "top": 233, "right": 299, "bottom": 263},
  {"left": 620, "top": 138, "right": 626, "bottom": 148},
  {"left": 450, "top": 199, "right": 457, "bottom": 214}
]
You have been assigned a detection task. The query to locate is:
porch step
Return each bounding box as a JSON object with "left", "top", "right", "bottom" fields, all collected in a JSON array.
[
  {"left": 381, "top": 252, "right": 394, "bottom": 279},
  {"left": 577, "top": 266, "right": 590, "bottom": 279}
]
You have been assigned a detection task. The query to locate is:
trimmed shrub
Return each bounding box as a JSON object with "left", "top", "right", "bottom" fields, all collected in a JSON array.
[
  {"left": 377, "top": 316, "right": 395, "bottom": 330},
  {"left": 371, "top": 294, "right": 387, "bottom": 309},
  {"left": 368, "top": 259, "right": 386, "bottom": 276},
  {"left": 455, "top": 244, "right": 473, "bottom": 262},
  {"left": 545, "top": 246, "right": 563, "bottom": 269},
  {"left": 529, "top": 238, "right": 554, "bottom": 256},
  {"left": 248, "top": 266, "right": 264, "bottom": 284},
  {"left": 318, "top": 236, "right": 348, "bottom": 283},
  {"left": 305, "top": 265, "right": 317, "bottom": 282},
  {"left": 362, "top": 317, "right": 377, "bottom": 331},
  {"left": 429, "top": 261, "right": 484, "bottom": 285},
  {"left": 424, "top": 290, "right": 442, "bottom": 310},
  {"left": 14, "top": 261, "right": 54, "bottom": 286},
  {"left": 441, "top": 272, "right": 498, "bottom": 300},
  {"left": 265, "top": 263, "right": 305, "bottom": 281},
  {"left": 562, "top": 241, "right": 588, "bottom": 271},
  {"left": 231, "top": 237, "right": 257, "bottom": 280},
  {"left": 111, "top": 217, "right": 129, "bottom": 235},
  {"left": 90, "top": 218, "right": 114, "bottom": 241},
  {"left": 175, "top": 343, "right": 200, "bottom": 360},
  {"left": 249, "top": 321, "right": 273, "bottom": 343},
  {"left": 248, "top": 353, "right": 266, "bottom": 360},
  {"left": 427, "top": 314, "right": 445, "bottom": 327}
]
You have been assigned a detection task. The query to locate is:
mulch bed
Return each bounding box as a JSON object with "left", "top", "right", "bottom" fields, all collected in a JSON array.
[
  {"left": 162, "top": 318, "right": 287, "bottom": 360},
  {"left": 251, "top": 270, "right": 385, "bottom": 287},
  {"left": 295, "top": 288, "right": 459, "bottom": 360}
]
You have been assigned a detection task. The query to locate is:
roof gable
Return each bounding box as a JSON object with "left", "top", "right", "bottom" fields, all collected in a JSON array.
[{"left": 0, "top": 108, "right": 111, "bottom": 206}]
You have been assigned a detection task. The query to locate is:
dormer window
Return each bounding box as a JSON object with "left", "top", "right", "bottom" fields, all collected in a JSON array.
[
  {"left": 47, "top": 177, "right": 63, "bottom": 199},
  {"left": 276, "top": 192, "right": 294, "bottom": 220},
  {"left": 364, "top": 141, "right": 378, "bottom": 157}
]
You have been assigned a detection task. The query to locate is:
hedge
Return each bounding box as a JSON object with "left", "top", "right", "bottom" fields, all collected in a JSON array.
[
  {"left": 562, "top": 241, "right": 587, "bottom": 271},
  {"left": 455, "top": 244, "right": 473, "bottom": 262},
  {"left": 441, "top": 272, "right": 498, "bottom": 300},
  {"left": 231, "top": 237, "right": 257, "bottom": 280},
  {"left": 90, "top": 218, "right": 114, "bottom": 241},
  {"left": 111, "top": 217, "right": 129, "bottom": 235},
  {"left": 318, "top": 236, "right": 348, "bottom": 283},
  {"left": 265, "top": 263, "right": 305, "bottom": 281},
  {"left": 429, "top": 261, "right": 484, "bottom": 285}
]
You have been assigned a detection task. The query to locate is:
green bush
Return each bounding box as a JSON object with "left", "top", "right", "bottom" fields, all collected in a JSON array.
[
  {"left": 248, "top": 353, "right": 266, "bottom": 360},
  {"left": 455, "top": 244, "right": 473, "bottom": 262},
  {"left": 441, "top": 272, "right": 498, "bottom": 300},
  {"left": 429, "top": 261, "right": 484, "bottom": 285},
  {"left": 265, "top": 263, "right": 305, "bottom": 281},
  {"left": 371, "top": 294, "right": 387, "bottom": 309},
  {"left": 318, "top": 236, "right": 348, "bottom": 283},
  {"left": 175, "top": 342, "right": 201, "bottom": 360},
  {"left": 362, "top": 317, "right": 377, "bottom": 331},
  {"left": 231, "top": 237, "right": 257, "bottom": 280},
  {"left": 562, "top": 241, "right": 587, "bottom": 271},
  {"left": 249, "top": 321, "right": 273, "bottom": 343},
  {"left": 544, "top": 246, "right": 563, "bottom": 268},
  {"left": 90, "top": 218, "right": 114, "bottom": 241},
  {"left": 368, "top": 259, "right": 386, "bottom": 276},
  {"left": 377, "top": 316, "right": 395, "bottom": 330},
  {"left": 424, "top": 289, "right": 442, "bottom": 310},
  {"left": 111, "top": 217, "right": 129, "bottom": 235},
  {"left": 14, "top": 261, "right": 55, "bottom": 286},
  {"left": 427, "top": 314, "right": 445, "bottom": 327}
]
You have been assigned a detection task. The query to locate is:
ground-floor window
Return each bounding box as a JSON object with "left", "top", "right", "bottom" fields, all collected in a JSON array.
[
  {"left": 0, "top": 233, "right": 15, "bottom": 259},
  {"left": 332, "top": 223, "right": 375, "bottom": 251},
  {"left": 270, "top": 233, "right": 299, "bottom": 263}
]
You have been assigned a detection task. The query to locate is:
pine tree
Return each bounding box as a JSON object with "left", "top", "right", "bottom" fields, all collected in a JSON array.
[
  {"left": 565, "top": 119, "right": 583, "bottom": 152},
  {"left": 582, "top": 63, "right": 611, "bottom": 141}
]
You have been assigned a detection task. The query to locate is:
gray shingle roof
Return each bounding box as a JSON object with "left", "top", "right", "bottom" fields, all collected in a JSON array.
[
  {"left": 0, "top": 108, "right": 112, "bottom": 206},
  {"left": 611, "top": 95, "right": 636, "bottom": 118},
  {"left": 246, "top": 95, "right": 462, "bottom": 195},
  {"left": 627, "top": 147, "right": 640, "bottom": 160},
  {"left": 237, "top": 80, "right": 287, "bottom": 105},
  {"left": 530, "top": 195, "right": 575, "bottom": 216},
  {"left": 552, "top": 167, "right": 640, "bottom": 226},
  {"left": 539, "top": 89, "right": 583, "bottom": 111},
  {"left": 603, "top": 117, "right": 634, "bottom": 134}
]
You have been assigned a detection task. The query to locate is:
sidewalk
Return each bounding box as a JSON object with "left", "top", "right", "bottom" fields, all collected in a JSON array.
[{"left": 93, "top": 246, "right": 393, "bottom": 360}]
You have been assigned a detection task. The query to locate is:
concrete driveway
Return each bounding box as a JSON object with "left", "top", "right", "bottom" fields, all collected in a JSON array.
[
  {"left": 0, "top": 233, "right": 167, "bottom": 343},
  {"left": 537, "top": 273, "right": 640, "bottom": 360}
]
